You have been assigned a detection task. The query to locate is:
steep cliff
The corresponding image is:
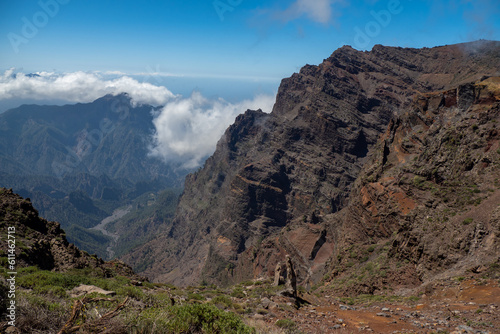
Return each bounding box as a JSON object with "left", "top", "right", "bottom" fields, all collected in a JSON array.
[
  {"left": 324, "top": 76, "right": 500, "bottom": 294},
  {"left": 124, "top": 40, "right": 500, "bottom": 287}
]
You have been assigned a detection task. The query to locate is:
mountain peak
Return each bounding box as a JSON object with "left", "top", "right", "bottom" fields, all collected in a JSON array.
[
  {"left": 92, "top": 92, "right": 133, "bottom": 104},
  {"left": 122, "top": 42, "right": 500, "bottom": 287}
]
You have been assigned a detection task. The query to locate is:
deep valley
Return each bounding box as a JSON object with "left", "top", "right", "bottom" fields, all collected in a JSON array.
[{"left": 1, "top": 40, "right": 500, "bottom": 333}]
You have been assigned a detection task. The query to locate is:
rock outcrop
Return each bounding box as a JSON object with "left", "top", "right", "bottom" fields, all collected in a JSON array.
[
  {"left": 123, "top": 40, "right": 500, "bottom": 288},
  {"left": 68, "top": 284, "right": 116, "bottom": 298},
  {"left": 273, "top": 255, "right": 298, "bottom": 298},
  {"left": 273, "top": 262, "right": 286, "bottom": 286},
  {"left": 0, "top": 188, "right": 138, "bottom": 278},
  {"left": 284, "top": 256, "right": 297, "bottom": 298}
]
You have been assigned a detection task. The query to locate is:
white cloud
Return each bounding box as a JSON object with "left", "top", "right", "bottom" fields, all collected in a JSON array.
[
  {"left": 275, "top": 0, "right": 339, "bottom": 24},
  {"left": 0, "top": 69, "right": 175, "bottom": 106},
  {"left": 149, "top": 92, "right": 276, "bottom": 168},
  {"left": 0, "top": 68, "right": 277, "bottom": 169},
  {"left": 102, "top": 70, "right": 127, "bottom": 75}
]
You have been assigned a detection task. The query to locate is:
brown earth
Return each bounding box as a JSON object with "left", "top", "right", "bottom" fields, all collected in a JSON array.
[{"left": 242, "top": 276, "right": 499, "bottom": 333}]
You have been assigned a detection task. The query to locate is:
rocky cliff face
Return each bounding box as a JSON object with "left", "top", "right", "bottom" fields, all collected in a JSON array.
[
  {"left": 324, "top": 76, "right": 500, "bottom": 294},
  {"left": 124, "top": 41, "right": 500, "bottom": 288}
]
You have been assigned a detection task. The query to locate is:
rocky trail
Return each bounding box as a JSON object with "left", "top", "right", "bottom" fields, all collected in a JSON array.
[{"left": 244, "top": 278, "right": 499, "bottom": 333}]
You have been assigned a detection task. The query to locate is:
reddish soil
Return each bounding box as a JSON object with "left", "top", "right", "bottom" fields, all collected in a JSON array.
[{"left": 250, "top": 278, "right": 499, "bottom": 333}]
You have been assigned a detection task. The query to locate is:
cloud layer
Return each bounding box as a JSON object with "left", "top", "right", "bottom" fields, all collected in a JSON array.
[
  {"left": 0, "top": 69, "right": 276, "bottom": 168},
  {"left": 274, "top": 0, "right": 341, "bottom": 24},
  {"left": 149, "top": 92, "right": 276, "bottom": 168},
  {"left": 0, "top": 69, "right": 275, "bottom": 168},
  {"left": 0, "top": 69, "right": 175, "bottom": 106}
]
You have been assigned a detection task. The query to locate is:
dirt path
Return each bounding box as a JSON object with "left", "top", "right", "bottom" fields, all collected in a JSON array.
[
  {"left": 248, "top": 278, "right": 499, "bottom": 333},
  {"left": 90, "top": 206, "right": 131, "bottom": 259}
]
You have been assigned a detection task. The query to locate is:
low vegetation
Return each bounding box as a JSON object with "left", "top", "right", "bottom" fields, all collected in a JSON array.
[{"left": 1, "top": 266, "right": 257, "bottom": 333}]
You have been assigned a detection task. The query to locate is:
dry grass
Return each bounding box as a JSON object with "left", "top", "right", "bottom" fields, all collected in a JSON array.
[
  {"left": 16, "top": 292, "right": 69, "bottom": 333},
  {"left": 245, "top": 318, "right": 285, "bottom": 334}
]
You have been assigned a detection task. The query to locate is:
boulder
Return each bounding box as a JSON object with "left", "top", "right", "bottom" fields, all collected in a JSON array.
[{"left": 69, "top": 284, "right": 116, "bottom": 298}]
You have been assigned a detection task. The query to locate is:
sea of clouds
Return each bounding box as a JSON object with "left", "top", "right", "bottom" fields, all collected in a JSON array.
[
  {"left": 0, "top": 69, "right": 175, "bottom": 105},
  {"left": 0, "top": 69, "right": 276, "bottom": 168}
]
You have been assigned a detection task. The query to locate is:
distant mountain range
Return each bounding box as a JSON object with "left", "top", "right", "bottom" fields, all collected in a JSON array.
[
  {"left": 0, "top": 94, "right": 187, "bottom": 256},
  {"left": 0, "top": 93, "right": 178, "bottom": 181}
]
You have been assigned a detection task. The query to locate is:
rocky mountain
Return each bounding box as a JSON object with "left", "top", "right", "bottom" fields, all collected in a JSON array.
[
  {"left": 0, "top": 93, "right": 166, "bottom": 182},
  {"left": 0, "top": 94, "right": 187, "bottom": 257},
  {"left": 323, "top": 75, "right": 500, "bottom": 295},
  {"left": 0, "top": 187, "right": 136, "bottom": 276},
  {"left": 123, "top": 40, "right": 500, "bottom": 289}
]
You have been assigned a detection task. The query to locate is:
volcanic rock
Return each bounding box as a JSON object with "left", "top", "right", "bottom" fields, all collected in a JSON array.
[{"left": 123, "top": 41, "right": 500, "bottom": 288}]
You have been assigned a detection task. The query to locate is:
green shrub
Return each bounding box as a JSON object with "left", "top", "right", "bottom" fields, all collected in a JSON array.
[
  {"left": 230, "top": 288, "right": 245, "bottom": 298},
  {"left": 187, "top": 292, "right": 205, "bottom": 301},
  {"left": 413, "top": 176, "right": 425, "bottom": 188},
  {"left": 131, "top": 308, "right": 171, "bottom": 332},
  {"left": 275, "top": 319, "right": 297, "bottom": 330},
  {"left": 20, "top": 292, "right": 67, "bottom": 312},
  {"left": 462, "top": 218, "right": 473, "bottom": 225},
  {"left": 211, "top": 295, "right": 233, "bottom": 309},
  {"left": 240, "top": 281, "right": 254, "bottom": 287},
  {"left": 116, "top": 285, "right": 145, "bottom": 299},
  {"left": 33, "top": 285, "right": 68, "bottom": 298},
  {"left": 17, "top": 269, "right": 88, "bottom": 290},
  {"left": 147, "top": 291, "right": 175, "bottom": 307},
  {"left": 16, "top": 267, "right": 144, "bottom": 303},
  {"left": 133, "top": 304, "right": 254, "bottom": 333}
]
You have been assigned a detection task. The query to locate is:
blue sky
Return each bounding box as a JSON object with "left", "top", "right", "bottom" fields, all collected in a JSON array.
[{"left": 1, "top": 0, "right": 499, "bottom": 83}]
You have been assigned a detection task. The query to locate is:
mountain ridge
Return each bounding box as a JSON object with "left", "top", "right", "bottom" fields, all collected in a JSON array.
[
  {"left": 0, "top": 93, "right": 188, "bottom": 258},
  {"left": 0, "top": 187, "right": 137, "bottom": 276},
  {"left": 122, "top": 40, "right": 500, "bottom": 288}
]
